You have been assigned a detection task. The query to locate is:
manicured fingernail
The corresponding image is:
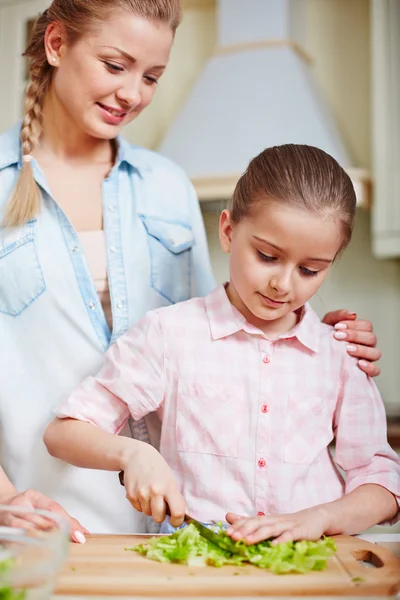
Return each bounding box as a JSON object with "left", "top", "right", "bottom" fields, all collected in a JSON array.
[
  {"left": 334, "top": 331, "right": 347, "bottom": 339},
  {"left": 347, "top": 312, "right": 357, "bottom": 317},
  {"left": 334, "top": 323, "right": 347, "bottom": 330},
  {"left": 358, "top": 360, "right": 368, "bottom": 368},
  {"left": 346, "top": 344, "right": 357, "bottom": 352},
  {"left": 74, "top": 531, "right": 86, "bottom": 544}
]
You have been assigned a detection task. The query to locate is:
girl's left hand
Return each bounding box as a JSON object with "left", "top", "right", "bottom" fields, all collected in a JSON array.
[
  {"left": 225, "top": 508, "right": 329, "bottom": 545},
  {"left": 321, "top": 310, "right": 381, "bottom": 377}
]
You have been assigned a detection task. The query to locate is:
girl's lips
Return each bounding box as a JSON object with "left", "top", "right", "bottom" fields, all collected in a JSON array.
[
  {"left": 258, "top": 293, "right": 287, "bottom": 308},
  {"left": 96, "top": 103, "right": 127, "bottom": 126}
]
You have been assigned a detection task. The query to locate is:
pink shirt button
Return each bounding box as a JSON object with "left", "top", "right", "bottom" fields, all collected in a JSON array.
[
  {"left": 263, "top": 355, "right": 270, "bottom": 364},
  {"left": 258, "top": 458, "right": 266, "bottom": 468},
  {"left": 257, "top": 511, "right": 265, "bottom": 517},
  {"left": 261, "top": 404, "right": 269, "bottom": 413}
]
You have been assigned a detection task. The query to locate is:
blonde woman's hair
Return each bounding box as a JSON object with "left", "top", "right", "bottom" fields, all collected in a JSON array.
[
  {"left": 3, "top": 0, "right": 182, "bottom": 228},
  {"left": 229, "top": 144, "right": 356, "bottom": 251}
]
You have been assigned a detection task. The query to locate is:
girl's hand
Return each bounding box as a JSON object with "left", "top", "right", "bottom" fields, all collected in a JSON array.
[
  {"left": 0, "top": 489, "right": 88, "bottom": 543},
  {"left": 225, "top": 507, "right": 329, "bottom": 545},
  {"left": 122, "top": 444, "right": 187, "bottom": 527},
  {"left": 322, "top": 310, "right": 381, "bottom": 377}
]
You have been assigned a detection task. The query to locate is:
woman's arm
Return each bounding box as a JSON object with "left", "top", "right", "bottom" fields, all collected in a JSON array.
[
  {"left": 0, "top": 465, "right": 87, "bottom": 543},
  {"left": 44, "top": 418, "right": 186, "bottom": 526},
  {"left": 0, "top": 466, "right": 18, "bottom": 500}
]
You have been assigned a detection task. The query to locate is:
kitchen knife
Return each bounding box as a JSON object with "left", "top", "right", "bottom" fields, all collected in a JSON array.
[{"left": 118, "top": 470, "right": 242, "bottom": 553}]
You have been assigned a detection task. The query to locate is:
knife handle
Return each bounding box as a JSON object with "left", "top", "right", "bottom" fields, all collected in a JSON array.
[{"left": 118, "top": 471, "right": 172, "bottom": 517}]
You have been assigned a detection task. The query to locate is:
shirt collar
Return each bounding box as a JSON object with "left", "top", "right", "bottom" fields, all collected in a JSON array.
[
  {"left": 0, "top": 123, "right": 152, "bottom": 175},
  {"left": 205, "top": 284, "right": 321, "bottom": 353}
]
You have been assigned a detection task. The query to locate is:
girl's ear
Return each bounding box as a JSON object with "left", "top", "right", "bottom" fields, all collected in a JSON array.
[{"left": 219, "top": 209, "right": 234, "bottom": 253}]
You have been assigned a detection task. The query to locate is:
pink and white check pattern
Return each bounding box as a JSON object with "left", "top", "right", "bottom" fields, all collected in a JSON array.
[{"left": 56, "top": 285, "right": 400, "bottom": 523}]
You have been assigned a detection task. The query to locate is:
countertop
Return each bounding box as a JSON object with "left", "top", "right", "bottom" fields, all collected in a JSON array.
[{"left": 54, "top": 532, "right": 400, "bottom": 600}]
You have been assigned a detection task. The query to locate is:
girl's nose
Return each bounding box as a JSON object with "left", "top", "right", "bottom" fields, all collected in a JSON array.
[{"left": 270, "top": 270, "right": 291, "bottom": 295}]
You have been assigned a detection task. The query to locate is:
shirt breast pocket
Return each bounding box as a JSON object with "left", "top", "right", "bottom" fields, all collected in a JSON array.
[
  {"left": 0, "top": 221, "right": 46, "bottom": 317},
  {"left": 176, "top": 383, "right": 246, "bottom": 458},
  {"left": 283, "top": 394, "right": 333, "bottom": 464},
  {"left": 140, "top": 216, "right": 194, "bottom": 304}
]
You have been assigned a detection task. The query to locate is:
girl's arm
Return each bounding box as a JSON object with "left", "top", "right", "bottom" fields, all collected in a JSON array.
[
  {"left": 44, "top": 311, "right": 187, "bottom": 526},
  {"left": 226, "top": 483, "right": 397, "bottom": 545},
  {"left": 44, "top": 417, "right": 186, "bottom": 526}
]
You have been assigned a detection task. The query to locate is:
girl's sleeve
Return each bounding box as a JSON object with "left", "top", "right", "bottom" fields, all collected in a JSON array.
[
  {"left": 333, "top": 352, "right": 400, "bottom": 523},
  {"left": 54, "top": 311, "right": 165, "bottom": 435},
  {"left": 186, "top": 179, "right": 216, "bottom": 297}
]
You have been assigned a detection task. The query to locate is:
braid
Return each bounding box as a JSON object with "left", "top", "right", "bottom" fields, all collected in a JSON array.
[{"left": 3, "top": 60, "right": 51, "bottom": 228}]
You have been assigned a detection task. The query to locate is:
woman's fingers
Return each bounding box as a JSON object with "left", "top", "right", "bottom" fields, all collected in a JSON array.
[
  {"left": 335, "top": 328, "right": 377, "bottom": 348},
  {"left": 322, "top": 310, "right": 356, "bottom": 327},
  {"left": 357, "top": 359, "right": 381, "bottom": 377}
]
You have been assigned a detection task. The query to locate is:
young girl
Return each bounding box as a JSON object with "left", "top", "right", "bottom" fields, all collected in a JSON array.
[{"left": 44, "top": 144, "right": 400, "bottom": 540}]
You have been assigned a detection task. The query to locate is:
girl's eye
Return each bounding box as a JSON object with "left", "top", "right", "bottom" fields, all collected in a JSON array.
[
  {"left": 300, "top": 266, "right": 319, "bottom": 277},
  {"left": 257, "top": 250, "right": 276, "bottom": 262},
  {"left": 104, "top": 61, "right": 124, "bottom": 73}
]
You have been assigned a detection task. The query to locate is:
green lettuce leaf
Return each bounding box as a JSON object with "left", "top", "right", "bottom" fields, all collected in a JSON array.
[{"left": 127, "top": 523, "right": 337, "bottom": 574}]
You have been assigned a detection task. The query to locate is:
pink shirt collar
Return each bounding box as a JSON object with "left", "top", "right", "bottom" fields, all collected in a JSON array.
[{"left": 205, "top": 283, "right": 321, "bottom": 353}]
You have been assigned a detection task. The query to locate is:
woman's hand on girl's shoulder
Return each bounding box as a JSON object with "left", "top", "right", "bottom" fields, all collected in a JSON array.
[
  {"left": 322, "top": 310, "right": 381, "bottom": 377},
  {"left": 0, "top": 488, "right": 88, "bottom": 543}
]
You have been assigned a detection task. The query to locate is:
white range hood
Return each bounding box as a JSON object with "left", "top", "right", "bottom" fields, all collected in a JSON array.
[{"left": 158, "top": 0, "right": 370, "bottom": 206}]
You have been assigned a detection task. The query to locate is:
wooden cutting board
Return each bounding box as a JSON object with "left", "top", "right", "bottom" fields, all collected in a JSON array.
[{"left": 55, "top": 534, "right": 400, "bottom": 597}]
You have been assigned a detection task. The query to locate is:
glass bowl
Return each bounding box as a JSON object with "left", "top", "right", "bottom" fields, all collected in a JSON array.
[{"left": 0, "top": 505, "right": 69, "bottom": 600}]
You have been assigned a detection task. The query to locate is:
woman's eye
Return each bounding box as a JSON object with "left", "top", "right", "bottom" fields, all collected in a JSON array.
[
  {"left": 257, "top": 251, "right": 275, "bottom": 262},
  {"left": 300, "top": 266, "right": 319, "bottom": 277},
  {"left": 104, "top": 61, "right": 124, "bottom": 73},
  {"left": 144, "top": 75, "right": 159, "bottom": 85}
]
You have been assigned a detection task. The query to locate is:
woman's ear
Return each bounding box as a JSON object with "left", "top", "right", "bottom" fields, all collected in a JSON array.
[
  {"left": 44, "top": 22, "right": 66, "bottom": 67},
  {"left": 219, "top": 209, "right": 234, "bottom": 253}
]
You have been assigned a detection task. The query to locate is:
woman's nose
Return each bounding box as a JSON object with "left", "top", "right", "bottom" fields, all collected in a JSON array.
[{"left": 116, "top": 79, "right": 142, "bottom": 108}]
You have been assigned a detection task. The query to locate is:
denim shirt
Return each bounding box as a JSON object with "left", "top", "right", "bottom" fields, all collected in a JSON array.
[{"left": 0, "top": 123, "right": 215, "bottom": 533}]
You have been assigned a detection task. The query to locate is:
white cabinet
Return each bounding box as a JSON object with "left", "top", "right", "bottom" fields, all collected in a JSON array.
[
  {"left": 0, "top": 0, "right": 50, "bottom": 132},
  {"left": 371, "top": 0, "right": 400, "bottom": 258}
]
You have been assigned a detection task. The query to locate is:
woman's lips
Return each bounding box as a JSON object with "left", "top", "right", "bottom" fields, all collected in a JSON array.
[{"left": 97, "top": 103, "right": 127, "bottom": 125}]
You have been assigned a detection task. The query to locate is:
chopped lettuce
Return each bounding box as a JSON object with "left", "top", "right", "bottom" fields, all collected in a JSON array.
[
  {"left": 128, "top": 523, "right": 337, "bottom": 574},
  {"left": 0, "top": 555, "right": 26, "bottom": 600}
]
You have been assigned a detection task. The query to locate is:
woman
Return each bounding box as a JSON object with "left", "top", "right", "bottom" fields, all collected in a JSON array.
[{"left": 0, "top": 0, "right": 380, "bottom": 539}]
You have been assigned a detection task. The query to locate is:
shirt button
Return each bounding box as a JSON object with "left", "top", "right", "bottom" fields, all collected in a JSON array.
[
  {"left": 263, "top": 355, "right": 270, "bottom": 364},
  {"left": 258, "top": 458, "right": 266, "bottom": 468},
  {"left": 88, "top": 302, "right": 95, "bottom": 310},
  {"left": 257, "top": 511, "right": 265, "bottom": 517},
  {"left": 116, "top": 301, "right": 124, "bottom": 309},
  {"left": 261, "top": 404, "right": 269, "bottom": 413},
  {"left": 71, "top": 245, "right": 79, "bottom": 253},
  {"left": 108, "top": 205, "right": 116, "bottom": 212},
  {"left": 110, "top": 246, "right": 118, "bottom": 253}
]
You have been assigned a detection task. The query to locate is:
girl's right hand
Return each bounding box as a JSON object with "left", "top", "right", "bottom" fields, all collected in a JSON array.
[{"left": 122, "top": 443, "right": 187, "bottom": 527}]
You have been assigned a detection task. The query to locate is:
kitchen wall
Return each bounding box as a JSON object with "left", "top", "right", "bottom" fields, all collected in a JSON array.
[{"left": 125, "top": 0, "right": 400, "bottom": 416}]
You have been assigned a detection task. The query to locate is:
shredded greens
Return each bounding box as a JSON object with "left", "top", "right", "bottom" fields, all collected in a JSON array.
[
  {"left": 128, "top": 523, "right": 337, "bottom": 574},
  {"left": 0, "top": 556, "right": 26, "bottom": 600}
]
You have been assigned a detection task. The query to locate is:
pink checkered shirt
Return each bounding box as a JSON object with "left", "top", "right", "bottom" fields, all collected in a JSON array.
[{"left": 56, "top": 284, "right": 400, "bottom": 523}]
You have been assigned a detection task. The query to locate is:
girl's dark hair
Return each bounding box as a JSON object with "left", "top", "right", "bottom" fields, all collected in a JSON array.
[
  {"left": 4, "top": 0, "right": 182, "bottom": 227},
  {"left": 229, "top": 144, "right": 356, "bottom": 250}
]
